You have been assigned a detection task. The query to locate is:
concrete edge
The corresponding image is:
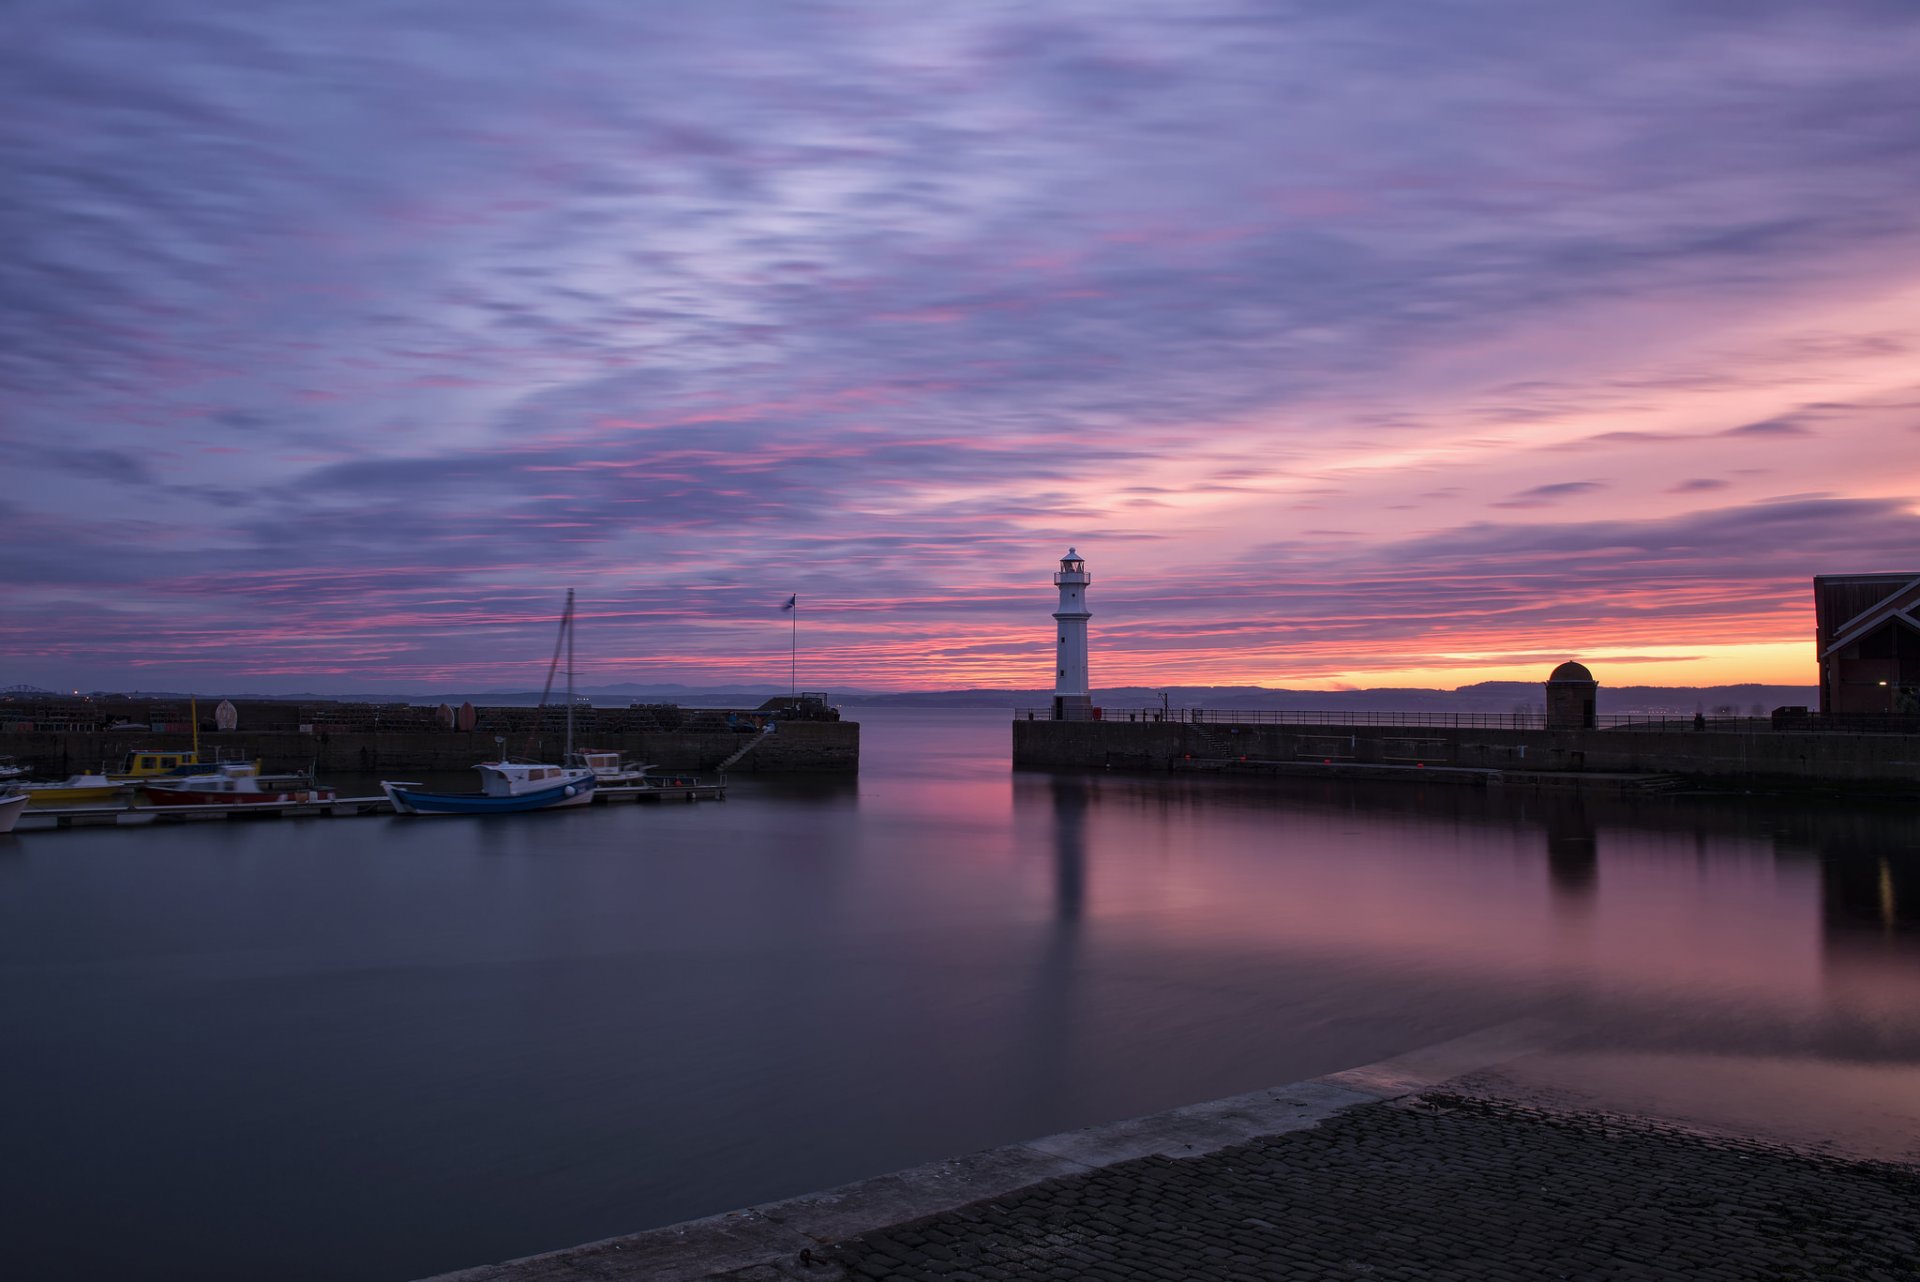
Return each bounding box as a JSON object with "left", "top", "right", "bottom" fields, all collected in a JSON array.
[
  {"left": 416, "top": 1019, "right": 1554, "bottom": 1282},
  {"left": 1317, "top": 1017, "right": 1557, "bottom": 1100}
]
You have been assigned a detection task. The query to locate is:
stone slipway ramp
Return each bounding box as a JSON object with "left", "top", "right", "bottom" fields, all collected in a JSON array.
[{"left": 420, "top": 1021, "right": 1919, "bottom": 1281}]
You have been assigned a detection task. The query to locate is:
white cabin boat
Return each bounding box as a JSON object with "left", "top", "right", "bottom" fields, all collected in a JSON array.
[
  {"left": 568, "top": 750, "right": 654, "bottom": 785},
  {"left": 0, "top": 789, "right": 26, "bottom": 834},
  {"left": 382, "top": 760, "right": 596, "bottom": 815}
]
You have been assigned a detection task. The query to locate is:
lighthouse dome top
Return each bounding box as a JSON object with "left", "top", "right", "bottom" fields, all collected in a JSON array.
[
  {"left": 1548, "top": 660, "right": 1595, "bottom": 684},
  {"left": 1063, "top": 547, "right": 1079, "bottom": 560}
]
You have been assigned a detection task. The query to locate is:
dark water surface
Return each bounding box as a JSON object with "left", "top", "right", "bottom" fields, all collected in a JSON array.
[{"left": 1, "top": 707, "right": 1916, "bottom": 1280}]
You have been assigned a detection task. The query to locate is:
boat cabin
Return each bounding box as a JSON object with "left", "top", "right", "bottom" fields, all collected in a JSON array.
[
  {"left": 116, "top": 750, "right": 258, "bottom": 778},
  {"left": 119, "top": 750, "right": 198, "bottom": 777},
  {"left": 474, "top": 761, "right": 592, "bottom": 797},
  {"left": 564, "top": 750, "right": 652, "bottom": 783},
  {"left": 150, "top": 762, "right": 271, "bottom": 789}
]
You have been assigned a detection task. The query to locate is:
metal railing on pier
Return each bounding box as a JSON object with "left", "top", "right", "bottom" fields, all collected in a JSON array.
[
  {"left": 1018, "top": 707, "right": 1556, "bottom": 728},
  {"left": 0, "top": 696, "right": 843, "bottom": 737},
  {"left": 1013, "top": 707, "right": 1920, "bottom": 735}
]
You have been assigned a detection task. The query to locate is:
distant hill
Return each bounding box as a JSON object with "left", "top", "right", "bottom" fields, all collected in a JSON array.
[
  {"left": 835, "top": 682, "right": 1818, "bottom": 715},
  {"left": 54, "top": 681, "right": 1818, "bottom": 715}
]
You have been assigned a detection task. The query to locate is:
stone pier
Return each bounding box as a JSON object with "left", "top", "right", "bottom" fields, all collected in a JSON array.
[{"left": 1012, "top": 717, "right": 1920, "bottom": 793}]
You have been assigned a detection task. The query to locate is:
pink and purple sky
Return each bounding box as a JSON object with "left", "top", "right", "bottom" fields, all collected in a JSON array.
[{"left": 4, "top": 1, "right": 1918, "bottom": 694}]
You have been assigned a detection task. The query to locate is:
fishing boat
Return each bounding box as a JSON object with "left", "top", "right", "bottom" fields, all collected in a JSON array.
[
  {"left": 568, "top": 750, "right": 654, "bottom": 784},
  {"left": 22, "top": 772, "right": 125, "bottom": 806},
  {"left": 111, "top": 748, "right": 258, "bottom": 781},
  {"left": 0, "top": 789, "right": 27, "bottom": 834},
  {"left": 380, "top": 589, "right": 599, "bottom": 817},
  {"left": 382, "top": 760, "right": 596, "bottom": 815},
  {"left": 108, "top": 700, "right": 258, "bottom": 781},
  {"left": 142, "top": 762, "right": 336, "bottom": 807},
  {"left": 0, "top": 756, "right": 27, "bottom": 781}
]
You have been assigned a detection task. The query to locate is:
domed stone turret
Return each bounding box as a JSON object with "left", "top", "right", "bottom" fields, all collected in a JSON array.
[{"left": 1544, "top": 659, "right": 1597, "bottom": 729}]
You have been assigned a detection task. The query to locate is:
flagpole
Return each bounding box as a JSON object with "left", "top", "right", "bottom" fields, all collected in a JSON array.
[{"left": 790, "top": 595, "right": 797, "bottom": 698}]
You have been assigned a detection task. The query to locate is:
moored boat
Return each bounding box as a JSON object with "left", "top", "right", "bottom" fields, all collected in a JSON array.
[
  {"left": 382, "top": 761, "right": 596, "bottom": 815},
  {"left": 381, "top": 588, "right": 604, "bottom": 817},
  {"left": 107, "top": 698, "right": 259, "bottom": 782},
  {"left": 568, "top": 750, "right": 655, "bottom": 784},
  {"left": 142, "top": 763, "right": 335, "bottom": 807},
  {"left": 110, "top": 748, "right": 259, "bottom": 782},
  {"left": 22, "top": 773, "right": 125, "bottom": 806},
  {"left": 0, "top": 789, "right": 27, "bottom": 833}
]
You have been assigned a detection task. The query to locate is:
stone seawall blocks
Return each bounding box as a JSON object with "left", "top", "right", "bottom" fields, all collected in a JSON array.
[
  {"left": 1012, "top": 719, "right": 1920, "bottom": 790},
  {"left": 0, "top": 721, "right": 860, "bottom": 776}
]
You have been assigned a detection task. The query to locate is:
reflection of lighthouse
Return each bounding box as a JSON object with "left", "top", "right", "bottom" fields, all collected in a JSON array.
[
  {"left": 1052, "top": 548, "right": 1092, "bottom": 721},
  {"left": 1050, "top": 775, "right": 1087, "bottom": 921}
]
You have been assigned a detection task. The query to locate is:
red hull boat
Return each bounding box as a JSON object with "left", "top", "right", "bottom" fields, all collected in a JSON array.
[{"left": 143, "top": 763, "right": 335, "bottom": 807}]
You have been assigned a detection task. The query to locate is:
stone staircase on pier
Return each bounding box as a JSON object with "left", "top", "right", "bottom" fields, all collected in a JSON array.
[{"left": 716, "top": 727, "right": 775, "bottom": 774}]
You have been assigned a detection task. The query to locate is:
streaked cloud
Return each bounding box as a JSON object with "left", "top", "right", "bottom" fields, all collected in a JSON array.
[
  {"left": 3, "top": 0, "right": 1918, "bottom": 691},
  {"left": 1493, "top": 481, "right": 1608, "bottom": 510}
]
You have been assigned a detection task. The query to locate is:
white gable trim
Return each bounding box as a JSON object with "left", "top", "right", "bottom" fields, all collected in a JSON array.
[{"left": 1823, "top": 574, "right": 1920, "bottom": 656}]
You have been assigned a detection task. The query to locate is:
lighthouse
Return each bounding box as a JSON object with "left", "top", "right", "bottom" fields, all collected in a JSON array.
[{"left": 1051, "top": 548, "right": 1093, "bottom": 721}]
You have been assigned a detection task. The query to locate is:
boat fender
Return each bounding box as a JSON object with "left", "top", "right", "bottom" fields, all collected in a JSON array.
[{"left": 564, "top": 786, "right": 575, "bottom": 797}]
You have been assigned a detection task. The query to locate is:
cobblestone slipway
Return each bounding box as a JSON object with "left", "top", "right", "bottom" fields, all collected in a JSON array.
[
  {"left": 427, "top": 1038, "right": 1919, "bottom": 1282},
  {"left": 799, "top": 1094, "right": 1918, "bottom": 1282}
]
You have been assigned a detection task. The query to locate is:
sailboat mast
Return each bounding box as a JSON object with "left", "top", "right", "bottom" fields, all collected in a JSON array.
[{"left": 564, "top": 588, "right": 575, "bottom": 760}]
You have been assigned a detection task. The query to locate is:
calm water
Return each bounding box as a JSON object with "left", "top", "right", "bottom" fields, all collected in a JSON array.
[{"left": 1, "top": 707, "right": 1916, "bottom": 1281}]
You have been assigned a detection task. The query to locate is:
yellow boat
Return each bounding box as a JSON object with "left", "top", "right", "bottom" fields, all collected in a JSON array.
[
  {"left": 22, "top": 773, "right": 125, "bottom": 806},
  {"left": 109, "top": 749, "right": 258, "bottom": 781},
  {"left": 107, "top": 699, "right": 258, "bottom": 783}
]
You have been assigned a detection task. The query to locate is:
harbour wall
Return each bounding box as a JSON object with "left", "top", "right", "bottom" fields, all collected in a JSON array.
[
  {"left": 1011, "top": 718, "right": 1920, "bottom": 791},
  {"left": 3, "top": 721, "right": 858, "bottom": 777}
]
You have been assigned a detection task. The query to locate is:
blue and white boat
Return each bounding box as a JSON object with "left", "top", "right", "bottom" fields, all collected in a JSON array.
[
  {"left": 381, "top": 760, "right": 596, "bottom": 815},
  {"left": 381, "top": 588, "right": 600, "bottom": 817}
]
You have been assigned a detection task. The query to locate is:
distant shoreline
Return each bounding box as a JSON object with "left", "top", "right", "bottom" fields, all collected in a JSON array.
[{"left": 18, "top": 682, "right": 1820, "bottom": 717}]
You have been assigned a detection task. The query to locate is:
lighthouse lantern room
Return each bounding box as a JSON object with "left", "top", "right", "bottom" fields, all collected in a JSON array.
[{"left": 1051, "top": 548, "right": 1093, "bottom": 721}]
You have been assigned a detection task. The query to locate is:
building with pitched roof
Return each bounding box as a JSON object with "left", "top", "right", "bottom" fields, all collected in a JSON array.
[{"left": 1814, "top": 573, "right": 1920, "bottom": 714}]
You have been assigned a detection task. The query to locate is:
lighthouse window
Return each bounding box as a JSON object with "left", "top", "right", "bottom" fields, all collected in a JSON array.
[
  {"left": 1059, "top": 635, "right": 1065, "bottom": 643},
  {"left": 1058, "top": 668, "right": 1065, "bottom": 677}
]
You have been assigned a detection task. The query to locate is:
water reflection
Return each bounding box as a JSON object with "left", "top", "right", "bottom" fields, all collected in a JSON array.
[
  {"left": 1822, "top": 835, "right": 1919, "bottom": 936},
  {"left": 1003, "top": 776, "right": 1092, "bottom": 1128},
  {"left": 1814, "top": 817, "right": 1920, "bottom": 1036},
  {"left": 1000, "top": 767, "right": 1920, "bottom": 1057},
  {"left": 0, "top": 708, "right": 1915, "bottom": 1282},
  {"left": 1050, "top": 775, "right": 1087, "bottom": 925},
  {"left": 1542, "top": 797, "right": 1598, "bottom": 905}
]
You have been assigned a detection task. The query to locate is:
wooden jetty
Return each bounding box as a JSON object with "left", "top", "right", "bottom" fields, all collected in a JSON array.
[{"left": 11, "top": 781, "right": 725, "bottom": 832}]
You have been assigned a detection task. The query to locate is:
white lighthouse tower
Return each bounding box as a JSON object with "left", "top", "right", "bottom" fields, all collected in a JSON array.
[{"left": 1051, "top": 548, "right": 1093, "bottom": 721}]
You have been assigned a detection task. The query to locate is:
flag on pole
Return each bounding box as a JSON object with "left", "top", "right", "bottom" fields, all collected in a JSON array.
[{"left": 783, "top": 594, "right": 798, "bottom": 695}]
